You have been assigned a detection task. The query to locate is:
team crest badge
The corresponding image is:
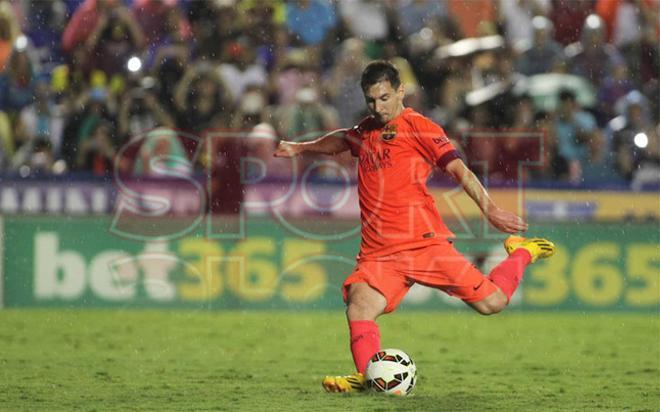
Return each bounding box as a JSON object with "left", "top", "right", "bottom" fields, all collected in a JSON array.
[{"left": 381, "top": 124, "right": 397, "bottom": 141}]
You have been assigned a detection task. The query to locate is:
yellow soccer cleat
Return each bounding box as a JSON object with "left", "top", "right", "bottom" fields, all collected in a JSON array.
[
  {"left": 322, "top": 373, "right": 366, "bottom": 393},
  {"left": 504, "top": 235, "right": 556, "bottom": 263}
]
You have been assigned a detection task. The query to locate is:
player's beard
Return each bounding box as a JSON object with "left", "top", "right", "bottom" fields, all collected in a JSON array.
[{"left": 375, "top": 113, "right": 389, "bottom": 124}]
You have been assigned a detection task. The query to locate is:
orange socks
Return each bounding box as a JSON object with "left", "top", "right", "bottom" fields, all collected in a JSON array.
[
  {"left": 487, "top": 249, "right": 532, "bottom": 301},
  {"left": 349, "top": 320, "right": 381, "bottom": 374}
]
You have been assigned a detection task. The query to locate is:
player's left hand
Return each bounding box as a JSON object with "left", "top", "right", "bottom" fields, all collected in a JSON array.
[
  {"left": 487, "top": 207, "right": 528, "bottom": 234},
  {"left": 274, "top": 141, "right": 302, "bottom": 158}
]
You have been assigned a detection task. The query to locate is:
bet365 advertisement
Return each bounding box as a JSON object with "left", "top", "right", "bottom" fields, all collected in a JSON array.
[{"left": 1, "top": 216, "right": 658, "bottom": 311}]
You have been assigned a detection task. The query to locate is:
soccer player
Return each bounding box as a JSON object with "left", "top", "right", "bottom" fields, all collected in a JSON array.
[{"left": 273, "top": 61, "right": 555, "bottom": 393}]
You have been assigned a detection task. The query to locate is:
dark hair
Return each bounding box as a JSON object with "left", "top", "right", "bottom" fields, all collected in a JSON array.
[
  {"left": 558, "top": 88, "right": 576, "bottom": 102},
  {"left": 360, "top": 60, "right": 401, "bottom": 92}
]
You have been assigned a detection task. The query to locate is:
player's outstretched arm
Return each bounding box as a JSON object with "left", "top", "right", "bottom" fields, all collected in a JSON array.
[
  {"left": 445, "top": 158, "right": 528, "bottom": 234},
  {"left": 273, "top": 129, "right": 351, "bottom": 158}
]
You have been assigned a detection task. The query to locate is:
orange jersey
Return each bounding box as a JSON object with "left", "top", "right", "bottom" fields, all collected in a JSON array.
[{"left": 346, "top": 108, "right": 460, "bottom": 259}]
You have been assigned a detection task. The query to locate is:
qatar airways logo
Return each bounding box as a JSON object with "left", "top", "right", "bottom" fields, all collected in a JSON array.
[{"left": 359, "top": 148, "right": 392, "bottom": 173}]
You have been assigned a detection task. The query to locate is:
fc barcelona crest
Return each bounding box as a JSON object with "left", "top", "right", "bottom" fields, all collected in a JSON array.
[{"left": 381, "top": 124, "right": 397, "bottom": 141}]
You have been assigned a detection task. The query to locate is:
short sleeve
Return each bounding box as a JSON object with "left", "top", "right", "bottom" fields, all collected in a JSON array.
[
  {"left": 575, "top": 112, "right": 596, "bottom": 132},
  {"left": 411, "top": 116, "right": 461, "bottom": 171},
  {"left": 345, "top": 117, "right": 372, "bottom": 157}
]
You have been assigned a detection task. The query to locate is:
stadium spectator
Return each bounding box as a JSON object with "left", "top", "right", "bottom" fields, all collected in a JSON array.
[
  {"left": 0, "top": 1, "right": 21, "bottom": 72},
  {"left": 0, "top": 47, "right": 37, "bottom": 115},
  {"left": 595, "top": 0, "right": 649, "bottom": 47},
  {"left": 630, "top": 124, "right": 660, "bottom": 190},
  {"left": 0, "top": 46, "right": 40, "bottom": 168},
  {"left": 610, "top": 90, "right": 654, "bottom": 180},
  {"left": 325, "top": 38, "right": 369, "bottom": 127},
  {"left": 131, "top": 0, "right": 190, "bottom": 50},
  {"left": 16, "top": 78, "right": 66, "bottom": 158},
  {"left": 337, "top": 0, "right": 390, "bottom": 42},
  {"left": 580, "top": 128, "right": 624, "bottom": 184},
  {"left": 75, "top": 120, "right": 115, "bottom": 175},
  {"left": 173, "top": 62, "right": 233, "bottom": 134},
  {"left": 276, "top": 85, "right": 339, "bottom": 144},
  {"left": 255, "top": 24, "right": 292, "bottom": 73},
  {"left": 117, "top": 81, "right": 175, "bottom": 142},
  {"left": 217, "top": 39, "right": 268, "bottom": 103},
  {"left": 565, "top": 14, "right": 624, "bottom": 87},
  {"left": 470, "top": 47, "right": 504, "bottom": 90},
  {"left": 515, "top": 16, "right": 565, "bottom": 76},
  {"left": 10, "top": 137, "right": 56, "bottom": 175},
  {"left": 58, "top": 82, "right": 113, "bottom": 171},
  {"left": 272, "top": 49, "right": 318, "bottom": 105},
  {"left": 275, "top": 83, "right": 345, "bottom": 179},
  {"left": 549, "top": 0, "right": 594, "bottom": 45},
  {"left": 0, "top": 0, "right": 654, "bottom": 191},
  {"left": 614, "top": 3, "right": 660, "bottom": 87},
  {"left": 19, "top": 0, "right": 68, "bottom": 70},
  {"left": 427, "top": 54, "right": 472, "bottom": 128},
  {"left": 133, "top": 0, "right": 191, "bottom": 74},
  {"left": 0, "top": 109, "right": 11, "bottom": 169},
  {"left": 83, "top": 4, "right": 146, "bottom": 76},
  {"left": 150, "top": 39, "right": 189, "bottom": 115},
  {"left": 286, "top": 0, "right": 337, "bottom": 46},
  {"left": 447, "top": 0, "right": 496, "bottom": 38},
  {"left": 236, "top": 3, "right": 288, "bottom": 71},
  {"left": 529, "top": 110, "right": 568, "bottom": 181},
  {"left": 498, "top": 0, "right": 551, "bottom": 51},
  {"left": 232, "top": 88, "right": 284, "bottom": 180},
  {"left": 395, "top": 0, "right": 448, "bottom": 37},
  {"left": 62, "top": 0, "right": 122, "bottom": 54},
  {"left": 406, "top": 12, "right": 463, "bottom": 88},
  {"left": 231, "top": 88, "right": 267, "bottom": 130},
  {"left": 186, "top": 1, "right": 230, "bottom": 61},
  {"left": 597, "top": 62, "right": 634, "bottom": 122},
  {"left": 133, "top": 127, "right": 191, "bottom": 177},
  {"left": 554, "top": 89, "right": 597, "bottom": 184}
]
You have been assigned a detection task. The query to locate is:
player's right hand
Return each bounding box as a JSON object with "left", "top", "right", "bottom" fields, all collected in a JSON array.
[
  {"left": 274, "top": 141, "right": 301, "bottom": 158},
  {"left": 487, "top": 207, "right": 528, "bottom": 234}
]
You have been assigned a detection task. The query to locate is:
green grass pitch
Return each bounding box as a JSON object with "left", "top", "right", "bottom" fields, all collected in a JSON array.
[{"left": 0, "top": 310, "right": 658, "bottom": 411}]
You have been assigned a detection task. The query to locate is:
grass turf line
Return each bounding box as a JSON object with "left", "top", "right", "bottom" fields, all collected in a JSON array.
[{"left": 0, "top": 310, "right": 658, "bottom": 411}]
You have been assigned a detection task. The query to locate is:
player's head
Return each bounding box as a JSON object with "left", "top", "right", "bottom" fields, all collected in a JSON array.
[
  {"left": 558, "top": 88, "right": 577, "bottom": 116},
  {"left": 361, "top": 60, "right": 405, "bottom": 124}
]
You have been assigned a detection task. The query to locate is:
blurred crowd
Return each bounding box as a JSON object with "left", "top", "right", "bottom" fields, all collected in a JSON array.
[{"left": 0, "top": 0, "right": 658, "bottom": 189}]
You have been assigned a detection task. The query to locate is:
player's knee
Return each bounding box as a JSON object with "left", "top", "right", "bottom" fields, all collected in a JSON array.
[
  {"left": 485, "top": 296, "right": 508, "bottom": 315},
  {"left": 477, "top": 303, "right": 504, "bottom": 316},
  {"left": 472, "top": 291, "right": 508, "bottom": 316},
  {"left": 346, "top": 285, "right": 385, "bottom": 321},
  {"left": 346, "top": 298, "right": 378, "bottom": 321}
]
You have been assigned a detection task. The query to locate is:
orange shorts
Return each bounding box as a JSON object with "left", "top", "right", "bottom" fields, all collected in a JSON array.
[{"left": 342, "top": 241, "right": 498, "bottom": 313}]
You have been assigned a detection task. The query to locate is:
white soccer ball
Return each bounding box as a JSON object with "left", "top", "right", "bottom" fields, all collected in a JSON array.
[{"left": 365, "top": 348, "right": 417, "bottom": 396}]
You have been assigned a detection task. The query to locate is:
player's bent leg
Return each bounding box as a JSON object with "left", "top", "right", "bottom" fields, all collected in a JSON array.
[
  {"left": 466, "top": 288, "right": 509, "bottom": 315},
  {"left": 346, "top": 282, "right": 387, "bottom": 321},
  {"left": 322, "top": 283, "right": 387, "bottom": 393}
]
